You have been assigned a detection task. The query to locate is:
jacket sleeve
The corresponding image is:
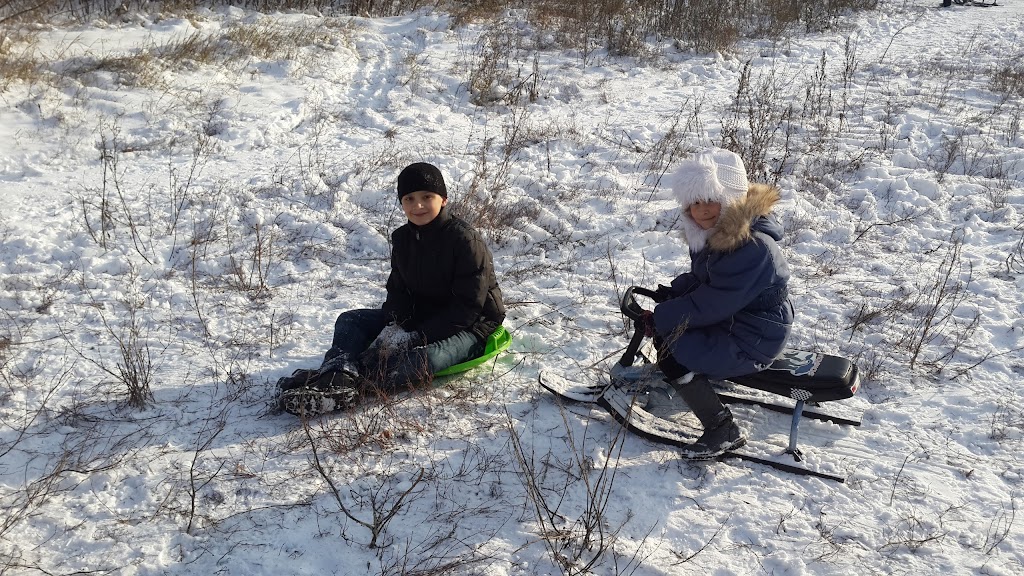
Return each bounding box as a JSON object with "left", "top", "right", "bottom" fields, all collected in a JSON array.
[
  {"left": 669, "top": 271, "right": 700, "bottom": 297},
  {"left": 653, "top": 239, "right": 775, "bottom": 333},
  {"left": 416, "top": 230, "right": 490, "bottom": 343}
]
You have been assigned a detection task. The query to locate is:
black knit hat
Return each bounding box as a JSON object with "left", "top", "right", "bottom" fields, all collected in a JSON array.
[{"left": 397, "top": 162, "right": 447, "bottom": 199}]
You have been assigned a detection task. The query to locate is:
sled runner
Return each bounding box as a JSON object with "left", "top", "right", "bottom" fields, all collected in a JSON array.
[{"left": 539, "top": 287, "right": 862, "bottom": 482}]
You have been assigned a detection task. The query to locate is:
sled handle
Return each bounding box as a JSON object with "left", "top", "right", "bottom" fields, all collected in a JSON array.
[
  {"left": 618, "top": 286, "right": 658, "bottom": 367},
  {"left": 620, "top": 286, "right": 658, "bottom": 321}
]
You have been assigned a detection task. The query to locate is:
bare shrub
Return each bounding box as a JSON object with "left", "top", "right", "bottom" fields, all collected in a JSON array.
[
  {"left": 347, "top": 0, "right": 426, "bottom": 17},
  {"left": 156, "top": 18, "right": 338, "bottom": 70},
  {"left": 679, "top": 0, "right": 740, "bottom": 53},
  {"left": 798, "top": 0, "right": 878, "bottom": 33},
  {"left": 153, "top": 30, "right": 224, "bottom": 68},
  {"left": 982, "top": 499, "right": 1017, "bottom": 555},
  {"left": 305, "top": 421, "right": 426, "bottom": 548},
  {"left": 980, "top": 157, "right": 1016, "bottom": 212},
  {"left": 0, "top": 29, "right": 42, "bottom": 90},
  {"left": 449, "top": 119, "right": 542, "bottom": 243},
  {"left": 0, "top": 0, "right": 55, "bottom": 25},
  {"left": 520, "top": 0, "right": 665, "bottom": 59},
  {"left": 341, "top": 142, "right": 409, "bottom": 239},
  {"left": 927, "top": 123, "right": 968, "bottom": 183},
  {"left": 1005, "top": 226, "right": 1024, "bottom": 276},
  {"left": 0, "top": 357, "right": 141, "bottom": 572},
  {"left": 1, "top": 1, "right": 420, "bottom": 23},
  {"left": 997, "top": 103, "right": 1021, "bottom": 146},
  {"left": 62, "top": 49, "right": 164, "bottom": 88},
  {"left": 507, "top": 402, "right": 651, "bottom": 575},
  {"left": 911, "top": 233, "right": 975, "bottom": 369},
  {"left": 225, "top": 212, "right": 284, "bottom": 298},
  {"left": 92, "top": 290, "right": 156, "bottom": 408},
  {"left": 843, "top": 230, "right": 983, "bottom": 378},
  {"left": 875, "top": 86, "right": 908, "bottom": 156},
  {"left": 54, "top": 266, "right": 156, "bottom": 409},
  {"left": 0, "top": 334, "right": 10, "bottom": 375},
  {"left": 465, "top": 18, "right": 535, "bottom": 106},
  {"left": 990, "top": 58, "right": 1024, "bottom": 102},
  {"left": 303, "top": 408, "right": 508, "bottom": 574},
  {"left": 521, "top": 1, "right": 604, "bottom": 62},
  {"left": 3, "top": 1, "right": 881, "bottom": 63},
  {"left": 719, "top": 58, "right": 796, "bottom": 184},
  {"left": 852, "top": 205, "right": 925, "bottom": 244},
  {"left": 167, "top": 133, "right": 216, "bottom": 247},
  {"left": 800, "top": 50, "right": 837, "bottom": 141},
  {"left": 222, "top": 18, "right": 334, "bottom": 62},
  {"left": 72, "top": 131, "right": 163, "bottom": 263},
  {"left": 878, "top": 507, "right": 950, "bottom": 555},
  {"left": 449, "top": 190, "right": 539, "bottom": 245},
  {"left": 106, "top": 301, "right": 154, "bottom": 409},
  {"left": 636, "top": 99, "right": 705, "bottom": 196},
  {"left": 181, "top": 416, "right": 228, "bottom": 534},
  {"left": 53, "top": 15, "right": 339, "bottom": 91}
]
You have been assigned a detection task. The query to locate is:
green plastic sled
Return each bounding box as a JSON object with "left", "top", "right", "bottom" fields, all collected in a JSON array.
[{"left": 433, "top": 325, "right": 512, "bottom": 377}]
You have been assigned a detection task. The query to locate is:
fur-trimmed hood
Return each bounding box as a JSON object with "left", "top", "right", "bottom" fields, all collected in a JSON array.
[{"left": 682, "top": 183, "right": 782, "bottom": 253}]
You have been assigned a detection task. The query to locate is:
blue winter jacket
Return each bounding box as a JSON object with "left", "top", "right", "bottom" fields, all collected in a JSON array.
[{"left": 653, "top": 184, "right": 794, "bottom": 379}]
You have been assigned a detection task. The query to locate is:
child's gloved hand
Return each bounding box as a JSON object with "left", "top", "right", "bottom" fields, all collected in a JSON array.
[
  {"left": 361, "top": 324, "right": 421, "bottom": 367},
  {"left": 375, "top": 323, "right": 419, "bottom": 348},
  {"left": 652, "top": 284, "right": 674, "bottom": 303},
  {"left": 639, "top": 310, "right": 657, "bottom": 338}
]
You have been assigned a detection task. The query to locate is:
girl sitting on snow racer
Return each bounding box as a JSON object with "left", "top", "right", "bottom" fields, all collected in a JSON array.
[{"left": 639, "top": 147, "right": 794, "bottom": 457}]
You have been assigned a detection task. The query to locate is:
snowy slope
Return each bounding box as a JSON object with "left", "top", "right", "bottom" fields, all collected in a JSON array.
[{"left": 1, "top": 1, "right": 1022, "bottom": 574}]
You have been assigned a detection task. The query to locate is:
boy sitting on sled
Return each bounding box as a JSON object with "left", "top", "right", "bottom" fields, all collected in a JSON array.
[
  {"left": 639, "top": 148, "right": 794, "bottom": 457},
  {"left": 277, "top": 162, "right": 506, "bottom": 417}
]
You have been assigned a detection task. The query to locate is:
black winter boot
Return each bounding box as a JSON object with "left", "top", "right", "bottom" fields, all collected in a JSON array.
[
  {"left": 670, "top": 374, "right": 746, "bottom": 458},
  {"left": 276, "top": 368, "right": 363, "bottom": 416},
  {"left": 275, "top": 368, "right": 319, "bottom": 393},
  {"left": 279, "top": 385, "right": 360, "bottom": 417}
]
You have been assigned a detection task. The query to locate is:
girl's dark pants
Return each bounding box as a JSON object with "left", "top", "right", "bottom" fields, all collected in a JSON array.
[{"left": 654, "top": 335, "right": 732, "bottom": 428}]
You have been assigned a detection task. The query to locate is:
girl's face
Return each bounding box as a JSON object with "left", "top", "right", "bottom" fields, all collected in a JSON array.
[
  {"left": 401, "top": 191, "right": 447, "bottom": 226},
  {"left": 689, "top": 200, "right": 722, "bottom": 230}
]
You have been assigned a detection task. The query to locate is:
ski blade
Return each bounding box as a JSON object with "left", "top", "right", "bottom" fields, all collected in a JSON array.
[
  {"left": 599, "top": 386, "right": 848, "bottom": 483},
  {"left": 597, "top": 384, "right": 697, "bottom": 447},
  {"left": 719, "top": 451, "right": 847, "bottom": 483},
  {"left": 538, "top": 371, "right": 606, "bottom": 403},
  {"left": 539, "top": 371, "right": 855, "bottom": 483}
]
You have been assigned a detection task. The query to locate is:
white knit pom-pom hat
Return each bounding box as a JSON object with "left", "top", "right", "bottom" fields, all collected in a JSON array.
[{"left": 671, "top": 148, "right": 749, "bottom": 251}]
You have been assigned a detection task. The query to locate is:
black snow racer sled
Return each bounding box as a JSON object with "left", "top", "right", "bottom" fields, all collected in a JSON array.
[{"left": 539, "top": 286, "right": 862, "bottom": 482}]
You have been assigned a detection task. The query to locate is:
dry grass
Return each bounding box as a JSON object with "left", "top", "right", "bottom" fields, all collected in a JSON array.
[
  {"left": 4, "top": 17, "right": 344, "bottom": 92},
  {"left": 0, "top": 29, "right": 42, "bottom": 90},
  {"left": 991, "top": 60, "right": 1024, "bottom": 101},
  {"left": 223, "top": 18, "right": 335, "bottom": 62},
  {"left": 2, "top": 0, "right": 880, "bottom": 62}
]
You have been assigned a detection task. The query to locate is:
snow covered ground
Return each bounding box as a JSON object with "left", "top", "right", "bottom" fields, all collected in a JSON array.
[{"left": 1, "top": 1, "right": 1022, "bottom": 574}]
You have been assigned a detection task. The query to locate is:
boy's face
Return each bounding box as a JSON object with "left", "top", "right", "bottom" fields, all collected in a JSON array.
[
  {"left": 401, "top": 190, "right": 447, "bottom": 226},
  {"left": 689, "top": 200, "right": 722, "bottom": 230}
]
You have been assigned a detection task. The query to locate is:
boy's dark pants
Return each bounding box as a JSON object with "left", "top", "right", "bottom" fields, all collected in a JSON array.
[{"left": 321, "top": 309, "right": 483, "bottom": 390}]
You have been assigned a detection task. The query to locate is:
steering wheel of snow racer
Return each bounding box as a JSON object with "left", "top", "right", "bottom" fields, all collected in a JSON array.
[
  {"left": 620, "top": 286, "right": 658, "bottom": 321},
  {"left": 618, "top": 286, "right": 658, "bottom": 367}
]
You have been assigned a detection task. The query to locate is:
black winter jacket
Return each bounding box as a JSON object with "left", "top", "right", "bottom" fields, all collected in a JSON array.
[{"left": 382, "top": 207, "right": 505, "bottom": 343}]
